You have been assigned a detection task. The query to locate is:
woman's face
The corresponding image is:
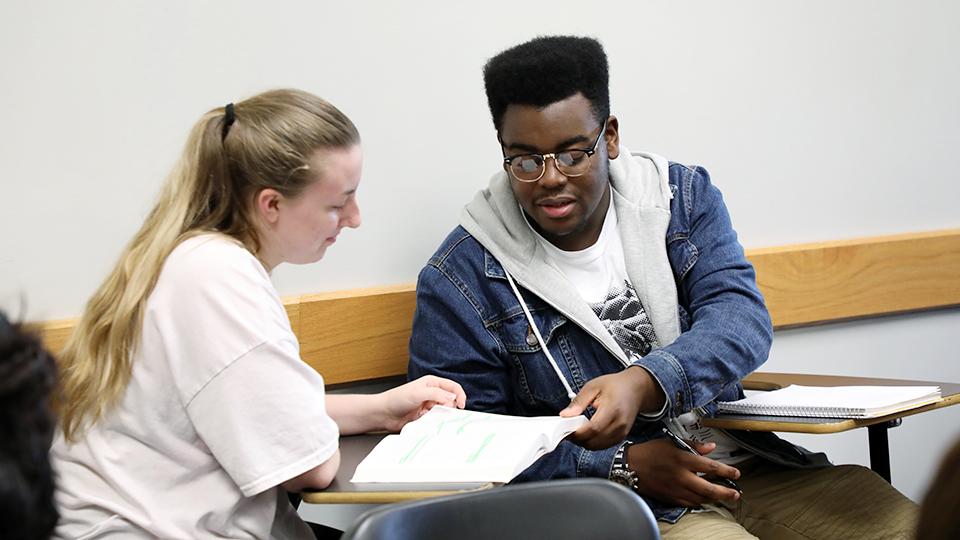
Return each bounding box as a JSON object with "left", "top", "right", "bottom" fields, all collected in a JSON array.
[{"left": 270, "top": 144, "right": 363, "bottom": 266}]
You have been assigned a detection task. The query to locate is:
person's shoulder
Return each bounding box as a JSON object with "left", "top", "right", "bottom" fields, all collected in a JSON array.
[
  {"left": 666, "top": 162, "right": 722, "bottom": 215},
  {"left": 426, "top": 226, "right": 485, "bottom": 268},
  {"left": 667, "top": 162, "right": 713, "bottom": 188},
  {"left": 160, "top": 233, "right": 269, "bottom": 293},
  {"left": 149, "top": 233, "right": 287, "bottom": 347},
  {"left": 417, "top": 226, "right": 495, "bottom": 293},
  {"left": 170, "top": 233, "right": 262, "bottom": 271}
]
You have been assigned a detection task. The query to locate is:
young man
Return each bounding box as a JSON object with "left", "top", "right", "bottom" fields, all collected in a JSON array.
[{"left": 408, "top": 36, "right": 917, "bottom": 538}]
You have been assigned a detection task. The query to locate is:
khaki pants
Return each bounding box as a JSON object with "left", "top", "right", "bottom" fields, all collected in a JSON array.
[{"left": 658, "top": 460, "right": 918, "bottom": 540}]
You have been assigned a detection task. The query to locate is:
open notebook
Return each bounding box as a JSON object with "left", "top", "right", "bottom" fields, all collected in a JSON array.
[
  {"left": 717, "top": 385, "right": 942, "bottom": 419},
  {"left": 351, "top": 406, "right": 587, "bottom": 484}
]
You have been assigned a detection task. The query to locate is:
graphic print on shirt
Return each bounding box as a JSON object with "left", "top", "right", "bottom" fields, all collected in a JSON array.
[{"left": 590, "top": 279, "right": 659, "bottom": 360}]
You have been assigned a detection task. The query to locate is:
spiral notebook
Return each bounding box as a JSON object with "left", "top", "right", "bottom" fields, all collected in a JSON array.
[{"left": 717, "top": 385, "right": 942, "bottom": 419}]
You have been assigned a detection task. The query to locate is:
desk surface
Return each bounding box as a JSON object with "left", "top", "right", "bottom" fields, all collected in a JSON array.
[
  {"left": 703, "top": 372, "right": 960, "bottom": 433},
  {"left": 300, "top": 434, "right": 493, "bottom": 504}
]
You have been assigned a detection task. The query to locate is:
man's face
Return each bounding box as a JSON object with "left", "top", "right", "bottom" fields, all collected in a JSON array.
[{"left": 499, "top": 93, "right": 619, "bottom": 251}]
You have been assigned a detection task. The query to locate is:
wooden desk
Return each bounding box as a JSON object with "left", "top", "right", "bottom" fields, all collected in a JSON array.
[
  {"left": 300, "top": 434, "right": 494, "bottom": 504},
  {"left": 703, "top": 372, "right": 960, "bottom": 481}
]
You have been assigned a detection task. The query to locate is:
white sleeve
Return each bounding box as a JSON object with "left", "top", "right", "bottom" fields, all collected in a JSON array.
[{"left": 185, "top": 338, "right": 339, "bottom": 497}]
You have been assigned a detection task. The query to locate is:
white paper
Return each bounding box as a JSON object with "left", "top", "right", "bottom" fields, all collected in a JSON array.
[{"left": 351, "top": 406, "right": 587, "bottom": 483}]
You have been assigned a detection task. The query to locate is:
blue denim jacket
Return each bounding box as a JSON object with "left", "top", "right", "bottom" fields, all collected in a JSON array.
[{"left": 409, "top": 162, "right": 827, "bottom": 522}]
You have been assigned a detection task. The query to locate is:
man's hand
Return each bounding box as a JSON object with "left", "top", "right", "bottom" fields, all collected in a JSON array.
[
  {"left": 629, "top": 438, "right": 741, "bottom": 507},
  {"left": 559, "top": 366, "right": 665, "bottom": 450}
]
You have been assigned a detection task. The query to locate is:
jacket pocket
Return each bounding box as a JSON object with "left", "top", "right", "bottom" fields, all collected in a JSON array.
[{"left": 496, "top": 310, "right": 573, "bottom": 406}]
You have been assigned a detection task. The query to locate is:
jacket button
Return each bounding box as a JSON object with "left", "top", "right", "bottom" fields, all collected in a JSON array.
[{"left": 526, "top": 331, "right": 538, "bottom": 347}]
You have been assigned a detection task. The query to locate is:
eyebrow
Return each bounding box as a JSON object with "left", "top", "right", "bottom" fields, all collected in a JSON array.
[{"left": 503, "top": 133, "right": 593, "bottom": 154}]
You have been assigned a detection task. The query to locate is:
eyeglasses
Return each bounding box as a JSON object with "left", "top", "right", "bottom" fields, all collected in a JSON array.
[{"left": 502, "top": 121, "right": 607, "bottom": 183}]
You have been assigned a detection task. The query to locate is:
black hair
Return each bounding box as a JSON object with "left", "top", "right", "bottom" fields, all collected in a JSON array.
[
  {"left": 0, "top": 312, "right": 58, "bottom": 539},
  {"left": 483, "top": 35, "right": 610, "bottom": 132}
]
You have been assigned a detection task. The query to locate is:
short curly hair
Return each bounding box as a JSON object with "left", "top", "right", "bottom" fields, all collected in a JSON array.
[
  {"left": 0, "top": 312, "right": 58, "bottom": 540},
  {"left": 483, "top": 35, "right": 610, "bottom": 132}
]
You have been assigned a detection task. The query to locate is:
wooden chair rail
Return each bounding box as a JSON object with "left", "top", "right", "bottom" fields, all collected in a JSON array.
[{"left": 29, "top": 229, "right": 960, "bottom": 385}]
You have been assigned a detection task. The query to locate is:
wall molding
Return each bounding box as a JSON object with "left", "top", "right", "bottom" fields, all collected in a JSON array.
[{"left": 29, "top": 229, "right": 960, "bottom": 385}]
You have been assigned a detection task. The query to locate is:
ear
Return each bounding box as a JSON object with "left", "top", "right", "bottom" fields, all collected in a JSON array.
[
  {"left": 254, "top": 188, "right": 283, "bottom": 225},
  {"left": 604, "top": 116, "right": 620, "bottom": 160}
]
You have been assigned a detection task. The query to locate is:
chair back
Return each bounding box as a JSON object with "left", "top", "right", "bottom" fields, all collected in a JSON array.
[{"left": 341, "top": 478, "right": 660, "bottom": 540}]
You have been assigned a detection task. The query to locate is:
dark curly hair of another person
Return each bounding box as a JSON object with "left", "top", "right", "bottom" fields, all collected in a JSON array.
[
  {"left": 483, "top": 35, "right": 610, "bottom": 132},
  {"left": 0, "top": 312, "right": 58, "bottom": 540}
]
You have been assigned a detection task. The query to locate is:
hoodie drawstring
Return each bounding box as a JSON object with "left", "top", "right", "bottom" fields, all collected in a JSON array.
[{"left": 504, "top": 269, "right": 577, "bottom": 400}]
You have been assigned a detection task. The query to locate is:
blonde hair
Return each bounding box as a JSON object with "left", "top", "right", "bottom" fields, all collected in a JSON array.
[{"left": 58, "top": 89, "right": 359, "bottom": 441}]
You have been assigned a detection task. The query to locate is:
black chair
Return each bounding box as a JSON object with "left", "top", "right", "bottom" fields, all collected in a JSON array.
[{"left": 340, "top": 478, "right": 660, "bottom": 540}]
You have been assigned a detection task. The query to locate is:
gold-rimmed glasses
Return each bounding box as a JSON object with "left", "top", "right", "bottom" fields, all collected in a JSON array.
[{"left": 503, "top": 121, "right": 606, "bottom": 183}]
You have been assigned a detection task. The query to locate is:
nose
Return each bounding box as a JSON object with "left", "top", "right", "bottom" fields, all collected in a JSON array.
[
  {"left": 341, "top": 198, "right": 362, "bottom": 229},
  {"left": 538, "top": 155, "right": 568, "bottom": 189}
]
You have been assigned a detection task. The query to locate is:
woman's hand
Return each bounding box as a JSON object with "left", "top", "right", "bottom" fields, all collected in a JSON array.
[{"left": 378, "top": 375, "right": 466, "bottom": 432}]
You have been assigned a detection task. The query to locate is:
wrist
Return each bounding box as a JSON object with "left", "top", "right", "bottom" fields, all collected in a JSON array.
[
  {"left": 370, "top": 390, "right": 394, "bottom": 432},
  {"left": 608, "top": 441, "right": 639, "bottom": 492},
  {"left": 626, "top": 365, "right": 666, "bottom": 412}
]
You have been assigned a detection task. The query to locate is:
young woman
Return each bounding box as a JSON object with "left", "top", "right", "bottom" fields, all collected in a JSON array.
[{"left": 51, "top": 89, "right": 465, "bottom": 539}]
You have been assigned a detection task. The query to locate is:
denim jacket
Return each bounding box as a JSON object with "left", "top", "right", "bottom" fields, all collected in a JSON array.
[{"left": 409, "top": 157, "right": 828, "bottom": 522}]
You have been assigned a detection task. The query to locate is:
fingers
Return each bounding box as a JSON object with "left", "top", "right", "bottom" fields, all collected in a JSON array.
[
  {"left": 427, "top": 376, "right": 466, "bottom": 408},
  {"left": 411, "top": 375, "right": 466, "bottom": 408},
  {"left": 569, "top": 404, "right": 624, "bottom": 449},
  {"left": 632, "top": 439, "right": 741, "bottom": 506},
  {"left": 682, "top": 456, "right": 741, "bottom": 502},
  {"left": 675, "top": 477, "right": 740, "bottom": 504},
  {"left": 690, "top": 476, "right": 741, "bottom": 502},
  {"left": 565, "top": 383, "right": 610, "bottom": 446},
  {"left": 663, "top": 458, "right": 740, "bottom": 504},
  {"left": 666, "top": 485, "right": 739, "bottom": 507},
  {"left": 559, "top": 384, "right": 600, "bottom": 417},
  {"left": 689, "top": 456, "right": 741, "bottom": 482},
  {"left": 413, "top": 385, "right": 461, "bottom": 408},
  {"left": 562, "top": 375, "right": 640, "bottom": 449},
  {"left": 569, "top": 417, "right": 611, "bottom": 449},
  {"left": 690, "top": 440, "right": 717, "bottom": 456}
]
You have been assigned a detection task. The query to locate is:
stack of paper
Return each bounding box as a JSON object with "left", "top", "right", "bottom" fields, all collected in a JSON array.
[{"left": 718, "top": 385, "right": 941, "bottom": 419}]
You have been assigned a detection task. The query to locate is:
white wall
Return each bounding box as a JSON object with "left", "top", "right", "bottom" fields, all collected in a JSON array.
[{"left": 2, "top": 0, "right": 957, "bottom": 514}]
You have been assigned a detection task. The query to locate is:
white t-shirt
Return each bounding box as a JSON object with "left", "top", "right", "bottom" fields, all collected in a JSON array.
[
  {"left": 533, "top": 200, "right": 659, "bottom": 360},
  {"left": 51, "top": 234, "right": 339, "bottom": 539},
  {"left": 531, "top": 201, "right": 747, "bottom": 464}
]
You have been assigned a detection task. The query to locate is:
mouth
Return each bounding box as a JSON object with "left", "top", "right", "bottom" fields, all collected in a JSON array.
[{"left": 536, "top": 197, "right": 576, "bottom": 219}]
